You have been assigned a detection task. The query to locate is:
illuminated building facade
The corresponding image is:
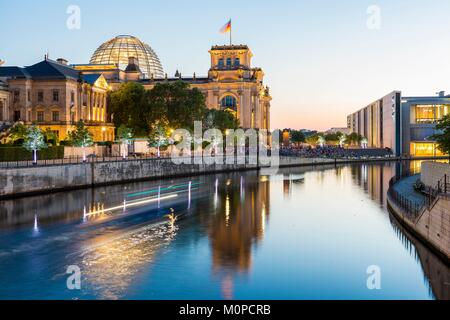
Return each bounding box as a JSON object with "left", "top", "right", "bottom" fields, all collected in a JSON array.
[
  {"left": 75, "top": 39, "right": 272, "bottom": 131},
  {"left": 347, "top": 91, "right": 449, "bottom": 156},
  {"left": 0, "top": 58, "right": 115, "bottom": 141}
]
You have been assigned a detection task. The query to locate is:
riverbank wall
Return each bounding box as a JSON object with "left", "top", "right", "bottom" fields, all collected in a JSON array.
[
  {"left": 0, "top": 155, "right": 447, "bottom": 199},
  {"left": 387, "top": 177, "right": 450, "bottom": 263}
]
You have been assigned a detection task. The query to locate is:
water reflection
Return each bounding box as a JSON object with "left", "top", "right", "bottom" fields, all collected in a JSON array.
[
  {"left": 0, "top": 162, "right": 449, "bottom": 300},
  {"left": 207, "top": 174, "right": 270, "bottom": 298}
]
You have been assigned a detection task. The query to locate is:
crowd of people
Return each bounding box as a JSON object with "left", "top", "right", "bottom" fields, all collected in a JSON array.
[{"left": 280, "top": 145, "right": 393, "bottom": 159}]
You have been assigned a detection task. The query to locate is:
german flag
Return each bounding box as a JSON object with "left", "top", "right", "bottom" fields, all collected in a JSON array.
[{"left": 220, "top": 19, "right": 232, "bottom": 34}]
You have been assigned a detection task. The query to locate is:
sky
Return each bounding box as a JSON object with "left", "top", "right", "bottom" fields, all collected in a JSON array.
[{"left": 1, "top": 0, "right": 450, "bottom": 131}]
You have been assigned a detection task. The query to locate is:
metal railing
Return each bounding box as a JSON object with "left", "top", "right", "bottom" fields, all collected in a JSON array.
[
  {"left": 424, "top": 174, "right": 450, "bottom": 209},
  {"left": 388, "top": 173, "right": 450, "bottom": 220},
  {"left": 387, "top": 186, "right": 423, "bottom": 219},
  {"left": 0, "top": 153, "right": 257, "bottom": 169}
]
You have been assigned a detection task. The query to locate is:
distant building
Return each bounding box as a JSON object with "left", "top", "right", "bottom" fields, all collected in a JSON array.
[
  {"left": 324, "top": 127, "right": 351, "bottom": 135},
  {"left": 0, "top": 57, "right": 115, "bottom": 141},
  {"left": 347, "top": 91, "right": 449, "bottom": 156},
  {"left": 0, "top": 80, "right": 9, "bottom": 125}
]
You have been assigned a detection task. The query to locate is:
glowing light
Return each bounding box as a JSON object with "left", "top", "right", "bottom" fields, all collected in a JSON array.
[
  {"left": 225, "top": 195, "right": 230, "bottom": 227},
  {"left": 214, "top": 178, "right": 219, "bottom": 209},
  {"left": 84, "top": 194, "right": 178, "bottom": 217},
  {"left": 33, "top": 214, "right": 39, "bottom": 233},
  {"left": 188, "top": 181, "right": 192, "bottom": 209}
]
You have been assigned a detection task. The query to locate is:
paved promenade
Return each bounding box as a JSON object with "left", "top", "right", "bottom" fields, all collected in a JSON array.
[{"left": 392, "top": 174, "right": 426, "bottom": 206}]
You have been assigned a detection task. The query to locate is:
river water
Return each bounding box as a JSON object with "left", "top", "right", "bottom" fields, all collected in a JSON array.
[{"left": 0, "top": 161, "right": 449, "bottom": 300}]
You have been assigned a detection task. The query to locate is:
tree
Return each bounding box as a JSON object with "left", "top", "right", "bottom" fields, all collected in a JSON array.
[
  {"left": 431, "top": 114, "right": 450, "bottom": 158},
  {"left": 306, "top": 133, "right": 324, "bottom": 146},
  {"left": 68, "top": 120, "right": 94, "bottom": 161},
  {"left": 290, "top": 130, "right": 305, "bottom": 147},
  {"left": 109, "top": 82, "right": 148, "bottom": 136},
  {"left": 117, "top": 125, "right": 134, "bottom": 159},
  {"left": 109, "top": 81, "right": 208, "bottom": 137},
  {"left": 147, "top": 81, "right": 208, "bottom": 132},
  {"left": 42, "top": 127, "right": 59, "bottom": 145},
  {"left": 345, "top": 132, "right": 362, "bottom": 146},
  {"left": 204, "top": 109, "right": 239, "bottom": 133},
  {"left": 8, "top": 122, "right": 28, "bottom": 145},
  {"left": 148, "top": 121, "right": 170, "bottom": 158},
  {"left": 23, "top": 125, "right": 47, "bottom": 164}
]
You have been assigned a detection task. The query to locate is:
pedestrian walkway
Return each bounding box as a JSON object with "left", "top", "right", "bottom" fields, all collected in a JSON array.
[{"left": 392, "top": 174, "right": 426, "bottom": 206}]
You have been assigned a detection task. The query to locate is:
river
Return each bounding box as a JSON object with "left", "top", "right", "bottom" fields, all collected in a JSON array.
[{"left": 0, "top": 161, "right": 449, "bottom": 300}]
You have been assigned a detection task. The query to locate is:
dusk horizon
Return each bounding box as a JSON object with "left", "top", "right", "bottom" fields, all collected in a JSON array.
[{"left": 2, "top": 0, "right": 450, "bottom": 131}]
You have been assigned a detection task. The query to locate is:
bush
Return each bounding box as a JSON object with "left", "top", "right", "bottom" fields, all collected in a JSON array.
[
  {"left": 413, "top": 179, "right": 425, "bottom": 192},
  {"left": 96, "top": 141, "right": 113, "bottom": 147},
  {"left": 0, "top": 146, "right": 64, "bottom": 162}
]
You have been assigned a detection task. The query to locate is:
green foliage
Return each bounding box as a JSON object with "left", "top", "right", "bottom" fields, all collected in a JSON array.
[
  {"left": 109, "top": 82, "right": 148, "bottom": 137},
  {"left": 290, "top": 130, "right": 306, "bottom": 145},
  {"left": 42, "top": 127, "right": 59, "bottom": 145},
  {"left": 8, "top": 123, "right": 28, "bottom": 144},
  {"left": 117, "top": 125, "right": 134, "bottom": 145},
  {"left": 68, "top": 120, "right": 94, "bottom": 148},
  {"left": 148, "top": 121, "right": 170, "bottom": 149},
  {"left": 305, "top": 133, "right": 322, "bottom": 145},
  {"left": 431, "top": 114, "right": 450, "bottom": 156},
  {"left": 109, "top": 81, "right": 208, "bottom": 137},
  {"left": 23, "top": 125, "right": 48, "bottom": 152},
  {"left": 147, "top": 81, "right": 207, "bottom": 131},
  {"left": 345, "top": 132, "right": 363, "bottom": 146},
  {"left": 0, "top": 146, "right": 64, "bottom": 162},
  {"left": 204, "top": 109, "right": 239, "bottom": 133}
]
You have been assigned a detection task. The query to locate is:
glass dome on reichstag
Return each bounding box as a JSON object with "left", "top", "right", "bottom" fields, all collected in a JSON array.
[{"left": 90, "top": 35, "right": 164, "bottom": 78}]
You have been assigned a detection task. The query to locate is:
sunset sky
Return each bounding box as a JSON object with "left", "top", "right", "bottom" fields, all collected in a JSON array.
[{"left": 1, "top": 0, "right": 450, "bottom": 131}]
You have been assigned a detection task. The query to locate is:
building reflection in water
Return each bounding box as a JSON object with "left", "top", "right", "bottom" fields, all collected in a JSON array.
[
  {"left": 350, "top": 161, "right": 450, "bottom": 299},
  {"left": 207, "top": 173, "right": 270, "bottom": 299},
  {"left": 78, "top": 222, "right": 178, "bottom": 300}
]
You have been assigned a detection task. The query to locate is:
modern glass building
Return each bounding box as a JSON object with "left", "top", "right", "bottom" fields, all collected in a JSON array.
[
  {"left": 90, "top": 35, "right": 164, "bottom": 79},
  {"left": 347, "top": 91, "right": 450, "bottom": 156}
]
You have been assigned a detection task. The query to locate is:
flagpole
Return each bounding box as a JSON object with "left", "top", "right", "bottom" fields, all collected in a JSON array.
[{"left": 230, "top": 19, "right": 232, "bottom": 46}]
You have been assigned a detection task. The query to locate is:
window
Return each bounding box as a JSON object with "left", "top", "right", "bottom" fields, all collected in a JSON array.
[
  {"left": 235, "top": 58, "right": 240, "bottom": 66},
  {"left": 52, "top": 111, "right": 59, "bottom": 122},
  {"left": 218, "top": 59, "right": 224, "bottom": 68},
  {"left": 37, "top": 111, "right": 44, "bottom": 122},
  {"left": 221, "top": 96, "right": 237, "bottom": 112},
  {"left": 226, "top": 58, "right": 232, "bottom": 68},
  {"left": 14, "top": 111, "right": 20, "bottom": 121},
  {"left": 13, "top": 90, "right": 20, "bottom": 103},
  {"left": 0, "top": 103, "right": 3, "bottom": 121},
  {"left": 53, "top": 90, "right": 59, "bottom": 102},
  {"left": 27, "top": 90, "right": 31, "bottom": 102},
  {"left": 71, "top": 91, "right": 75, "bottom": 104},
  {"left": 38, "top": 91, "right": 44, "bottom": 102}
]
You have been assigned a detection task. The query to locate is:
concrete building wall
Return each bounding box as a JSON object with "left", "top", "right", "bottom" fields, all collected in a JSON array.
[
  {"left": 421, "top": 162, "right": 450, "bottom": 188},
  {"left": 347, "top": 91, "right": 399, "bottom": 152}
]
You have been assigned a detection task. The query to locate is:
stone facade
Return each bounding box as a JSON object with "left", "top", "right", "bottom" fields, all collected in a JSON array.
[
  {"left": 421, "top": 161, "right": 450, "bottom": 188},
  {"left": 0, "top": 81, "right": 9, "bottom": 124},
  {"left": 75, "top": 45, "right": 272, "bottom": 131},
  {"left": 0, "top": 59, "right": 115, "bottom": 142}
]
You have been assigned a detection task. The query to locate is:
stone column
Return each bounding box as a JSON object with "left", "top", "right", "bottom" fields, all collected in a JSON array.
[
  {"left": 103, "top": 94, "right": 107, "bottom": 122},
  {"left": 87, "top": 90, "right": 91, "bottom": 121},
  {"left": 254, "top": 94, "right": 261, "bottom": 129}
]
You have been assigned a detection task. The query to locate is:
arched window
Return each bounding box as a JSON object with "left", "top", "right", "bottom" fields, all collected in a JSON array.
[{"left": 221, "top": 96, "right": 237, "bottom": 112}]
